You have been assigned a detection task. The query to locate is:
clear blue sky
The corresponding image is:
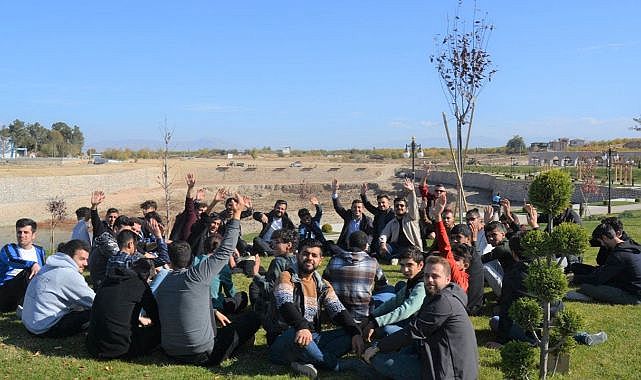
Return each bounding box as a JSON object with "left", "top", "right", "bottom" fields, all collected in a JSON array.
[{"left": 1, "top": 1, "right": 639, "bottom": 151}]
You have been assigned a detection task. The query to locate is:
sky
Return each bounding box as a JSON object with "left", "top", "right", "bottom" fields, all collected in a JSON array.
[{"left": 1, "top": 1, "right": 639, "bottom": 151}]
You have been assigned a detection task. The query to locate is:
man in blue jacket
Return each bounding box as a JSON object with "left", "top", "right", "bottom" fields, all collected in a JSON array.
[{"left": 0, "top": 218, "right": 46, "bottom": 313}]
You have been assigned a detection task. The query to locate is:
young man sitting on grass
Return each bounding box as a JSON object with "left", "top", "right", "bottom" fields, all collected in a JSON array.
[
  {"left": 154, "top": 193, "right": 260, "bottom": 366},
  {"left": 268, "top": 239, "right": 365, "bottom": 379},
  {"left": 22, "top": 239, "right": 94, "bottom": 338},
  {"left": 362, "top": 246, "right": 426, "bottom": 340}
]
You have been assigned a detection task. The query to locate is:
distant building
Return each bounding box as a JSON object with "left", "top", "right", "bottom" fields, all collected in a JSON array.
[
  {"left": 569, "top": 139, "right": 586, "bottom": 147},
  {"left": 281, "top": 146, "right": 291, "bottom": 155},
  {"left": 549, "top": 138, "right": 569, "bottom": 152},
  {"left": 0, "top": 137, "right": 27, "bottom": 159},
  {"left": 529, "top": 142, "right": 550, "bottom": 152}
]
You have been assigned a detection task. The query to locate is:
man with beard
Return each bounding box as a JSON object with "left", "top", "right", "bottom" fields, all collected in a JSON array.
[
  {"left": 360, "top": 183, "right": 395, "bottom": 254},
  {"left": 252, "top": 200, "right": 296, "bottom": 255},
  {"left": 331, "top": 179, "right": 373, "bottom": 250},
  {"left": 364, "top": 256, "right": 478, "bottom": 380},
  {"left": 378, "top": 178, "right": 423, "bottom": 263},
  {"left": 269, "top": 239, "right": 364, "bottom": 379}
]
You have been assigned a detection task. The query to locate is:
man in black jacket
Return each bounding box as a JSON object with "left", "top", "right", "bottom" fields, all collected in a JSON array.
[
  {"left": 252, "top": 200, "right": 296, "bottom": 255},
  {"left": 360, "top": 183, "right": 394, "bottom": 254},
  {"left": 331, "top": 179, "right": 373, "bottom": 250},
  {"left": 573, "top": 222, "right": 641, "bottom": 305},
  {"left": 86, "top": 259, "right": 160, "bottom": 359}
]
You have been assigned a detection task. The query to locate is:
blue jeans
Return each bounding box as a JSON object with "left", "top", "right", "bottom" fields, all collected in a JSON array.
[
  {"left": 269, "top": 327, "right": 352, "bottom": 370},
  {"left": 371, "top": 344, "right": 421, "bottom": 380}
]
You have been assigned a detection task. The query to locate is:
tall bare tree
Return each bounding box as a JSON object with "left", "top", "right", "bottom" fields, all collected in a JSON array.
[
  {"left": 431, "top": 0, "right": 497, "bottom": 221},
  {"left": 158, "top": 118, "right": 175, "bottom": 232}
]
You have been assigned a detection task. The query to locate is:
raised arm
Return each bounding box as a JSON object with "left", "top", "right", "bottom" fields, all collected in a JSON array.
[
  {"left": 90, "top": 190, "right": 107, "bottom": 238},
  {"left": 360, "top": 183, "right": 378, "bottom": 215},
  {"left": 433, "top": 192, "right": 467, "bottom": 292},
  {"left": 403, "top": 178, "right": 419, "bottom": 221}
]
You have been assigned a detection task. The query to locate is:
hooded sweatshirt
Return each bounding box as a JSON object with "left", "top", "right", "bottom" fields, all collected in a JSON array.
[
  {"left": 22, "top": 253, "right": 95, "bottom": 335},
  {"left": 379, "top": 282, "right": 479, "bottom": 380},
  {"left": 575, "top": 240, "right": 641, "bottom": 296},
  {"left": 322, "top": 248, "right": 387, "bottom": 321}
]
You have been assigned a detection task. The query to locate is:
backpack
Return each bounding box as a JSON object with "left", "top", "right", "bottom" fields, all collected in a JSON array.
[{"left": 252, "top": 267, "right": 328, "bottom": 346}]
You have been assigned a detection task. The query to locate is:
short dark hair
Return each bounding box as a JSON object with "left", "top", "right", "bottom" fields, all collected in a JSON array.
[
  {"left": 272, "top": 229, "right": 298, "bottom": 246},
  {"left": 140, "top": 200, "right": 158, "bottom": 210},
  {"left": 16, "top": 218, "right": 37, "bottom": 232},
  {"left": 75, "top": 207, "right": 91, "bottom": 221},
  {"left": 298, "top": 208, "right": 311, "bottom": 219},
  {"left": 351, "top": 199, "right": 363, "bottom": 207},
  {"left": 442, "top": 208, "right": 454, "bottom": 216},
  {"left": 399, "top": 246, "right": 424, "bottom": 264},
  {"left": 298, "top": 238, "right": 324, "bottom": 255},
  {"left": 204, "top": 234, "right": 222, "bottom": 253},
  {"left": 106, "top": 208, "right": 119, "bottom": 215},
  {"left": 275, "top": 200, "right": 288, "bottom": 208},
  {"left": 466, "top": 208, "right": 481, "bottom": 220},
  {"left": 117, "top": 229, "right": 138, "bottom": 250},
  {"left": 131, "top": 217, "right": 145, "bottom": 227},
  {"left": 393, "top": 197, "right": 407, "bottom": 205},
  {"left": 144, "top": 211, "right": 164, "bottom": 225},
  {"left": 601, "top": 217, "right": 624, "bottom": 233},
  {"left": 486, "top": 221, "right": 507, "bottom": 234},
  {"left": 592, "top": 222, "right": 616, "bottom": 241},
  {"left": 60, "top": 239, "right": 91, "bottom": 258},
  {"left": 169, "top": 241, "right": 192, "bottom": 269},
  {"left": 348, "top": 231, "right": 368, "bottom": 251},
  {"left": 132, "top": 259, "right": 154, "bottom": 281},
  {"left": 450, "top": 223, "right": 472, "bottom": 238},
  {"left": 451, "top": 243, "right": 472, "bottom": 267},
  {"left": 509, "top": 231, "right": 525, "bottom": 259},
  {"left": 376, "top": 194, "right": 390, "bottom": 201},
  {"left": 114, "top": 215, "right": 134, "bottom": 229},
  {"left": 425, "top": 255, "right": 451, "bottom": 275}
]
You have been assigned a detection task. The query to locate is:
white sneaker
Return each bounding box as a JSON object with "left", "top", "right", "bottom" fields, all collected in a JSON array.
[
  {"left": 291, "top": 362, "right": 318, "bottom": 379},
  {"left": 15, "top": 305, "right": 23, "bottom": 319}
]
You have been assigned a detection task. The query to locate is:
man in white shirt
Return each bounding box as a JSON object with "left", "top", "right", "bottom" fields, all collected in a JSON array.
[{"left": 0, "top": 218, "right": 46, "bottom": 312}]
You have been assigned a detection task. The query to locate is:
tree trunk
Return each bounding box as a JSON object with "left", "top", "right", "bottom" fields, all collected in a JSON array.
[{"left": 539, "top": 301, "right": 551, "bottom": 379}]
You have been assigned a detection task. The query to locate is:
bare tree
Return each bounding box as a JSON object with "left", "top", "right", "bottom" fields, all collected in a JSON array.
[
  {"left": 46, "top": 196, "right": 68, "bottom": 253},
  {"left": 158, "top": 118, "right": 175, "bottom": 232},
  {"left": 631, "top": 116, "right": 641, "bottom": 131},
  {"left": 431, "top": 0, "right": 497, "bottom": 221}
]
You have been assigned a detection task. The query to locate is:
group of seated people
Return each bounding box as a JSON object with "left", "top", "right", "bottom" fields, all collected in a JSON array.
[{"left": 0, "top": 172, "right": 639, "bottom": 379}]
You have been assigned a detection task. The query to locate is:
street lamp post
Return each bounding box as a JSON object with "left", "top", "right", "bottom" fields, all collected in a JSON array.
[
  {"left": 602, "top": 147, "right": 617, "bottom": 214},
  {"left": 403, "top": 136, "right": 423, "bottom": 180}
]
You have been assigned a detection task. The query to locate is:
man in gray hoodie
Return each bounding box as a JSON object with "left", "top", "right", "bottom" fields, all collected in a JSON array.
[{"left": 21, "top": 239, "right": 94, "bottom": 337}]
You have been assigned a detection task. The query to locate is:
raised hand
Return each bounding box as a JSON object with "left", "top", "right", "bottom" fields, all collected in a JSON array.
[
  {"left": 331, "top": 178, "right": 339, "bottom": 194},
  {"left": 309, "top": 196, "right": 319, "bottom": 206},
  {"left": 403, "top": 177, "right": 415, "bottom": 192},
  {"left": 148, "top": 218, "right": 163, "bottom": 238},
  {"left": 185, "top": 173, "right": 196, "bottom": 188},
  {"left": 360, "top": 182, "right": 368, "bottom": 196},
  {"left": 214, "top": 188, "right": 228, "bottom": 202},
  {"left": 483, "top": 205, "right": 494, "bottom": 225},
  {"left": 91, "top": 190, "right": 105, "bottom": 209},
  {"left": 432, "top": 192, "right": 447, "bottom": 221}
]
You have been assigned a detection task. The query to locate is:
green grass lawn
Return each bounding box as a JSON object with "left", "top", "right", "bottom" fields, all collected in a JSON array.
[{"left": 1, "top": 215, "right": 641, "bottom": 379}]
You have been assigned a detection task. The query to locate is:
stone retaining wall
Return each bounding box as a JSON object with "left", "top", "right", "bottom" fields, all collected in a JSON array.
[{"left": 423, "top": 170, "right": 641, "bottom": 204}]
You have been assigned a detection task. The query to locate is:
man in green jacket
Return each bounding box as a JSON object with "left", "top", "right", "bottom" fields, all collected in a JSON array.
[{"left": 362, "top": 247, "right": 426, "bottom": 340}]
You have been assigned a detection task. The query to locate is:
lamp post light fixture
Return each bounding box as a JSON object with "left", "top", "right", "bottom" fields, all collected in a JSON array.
[
  {"left": 403, "top": 136, "right": 423, "bottom": 180},
  {"left": 602, "top": 147, "right": 619, "bottom": 214}
]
